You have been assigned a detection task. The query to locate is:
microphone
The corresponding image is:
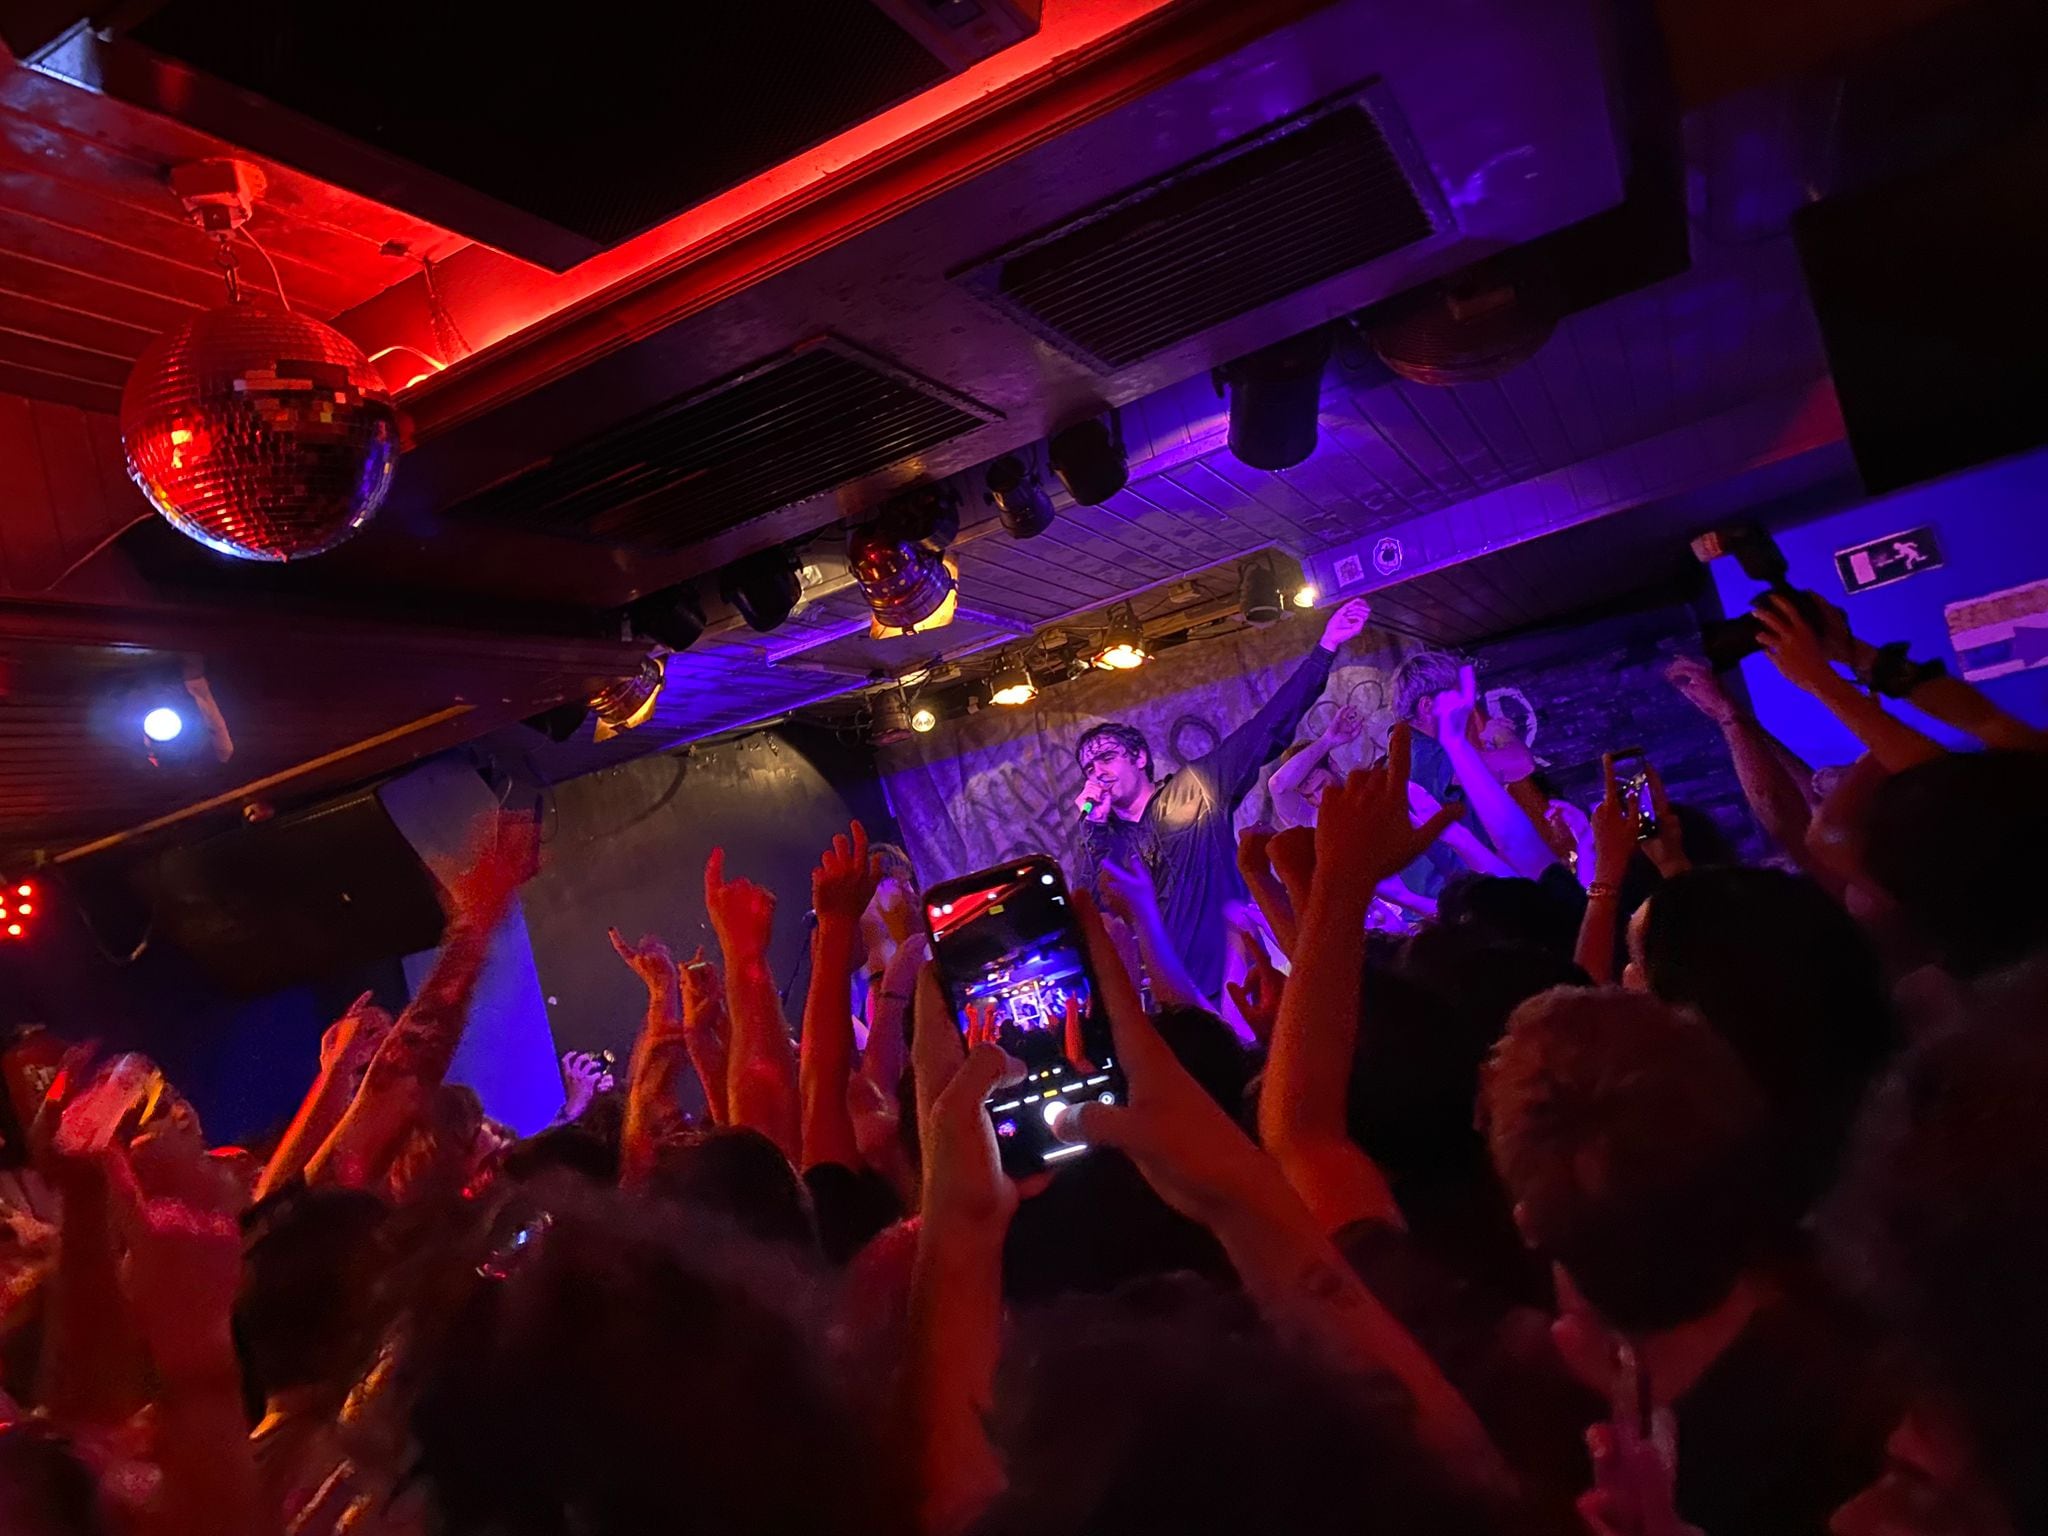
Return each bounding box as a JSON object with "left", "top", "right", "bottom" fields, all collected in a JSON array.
[{"left": 1079, "top": 797, "right": 1098, "bottom": 819}]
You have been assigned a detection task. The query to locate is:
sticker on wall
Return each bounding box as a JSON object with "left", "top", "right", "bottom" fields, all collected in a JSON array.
[
  {"left": 1834, "top": 525, "right": 1943, "bottom": 594},
  {"left": 1332, "top": 553, "right": 1366, "bottom": 588},
  {"left": 1945, "top": 576, "right": 2048, "bottom": 682},
  {"left": 1373, "top": 536, "right": 1405, "bottom": 576}
]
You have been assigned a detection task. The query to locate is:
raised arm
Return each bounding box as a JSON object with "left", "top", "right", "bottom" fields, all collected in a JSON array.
[
  {"left": 904, "top": 964, "right": 1023, "bottom": 1534},
  {"left": 1060, "top": 892, "right": 1510, "bottom": 1498},
  {"left": 802, "top": 821, "right": 883, "bottom": 1172},
  {"left": 254, "top": 992, "right": 391, "bottom": 1201},
  {"left": 611, "top": 927, "right": 691, "bottom": 1187},
  {"left": 1236, "top": 826, "right": 1299, "bottom": 957},
  {"left": 704, "top": 847, "right": 801, "bottom": 1162},
  {"left": 1755, "top": 594, "right": 1943, "bottom": 774},
  {"left": 1667, "top": 656, "right": 1818, "bottom": 865},
  {"left": 1433, "top": 667, "right": 1559, "bottom": 879},
  {"left": 1267, "top": 705, "right": 1362, "bottom": 825},
  {"left": 307, "top": 811, "right": 538, "bottom": 1190},
  {"left": 1574, "top": 755, "right": 1634, "bottom": 985},
  {"left": 1202, "top": 599, "right": 1364, "bottom": 803},
  {"left": 1259, "top": 725, "right": 1458, "bottom": 1232},
  {"left": 1096, "top": 855, "right": 1212, "bottom": 1012}
]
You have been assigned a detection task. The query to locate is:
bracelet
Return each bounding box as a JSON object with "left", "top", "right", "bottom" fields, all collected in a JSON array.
[{"left": 1586, "top": 881, "right": 1622, "bottom": 900}]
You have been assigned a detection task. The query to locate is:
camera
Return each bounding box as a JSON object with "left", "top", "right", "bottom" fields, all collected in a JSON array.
[{"left": 1690, "top": 525, "right": 1827, "bottom": 672}]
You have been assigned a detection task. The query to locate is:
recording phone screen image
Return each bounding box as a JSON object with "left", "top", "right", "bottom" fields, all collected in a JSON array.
[{"left": 924, "top": 857, "right": 1122, "bottom": 1169}]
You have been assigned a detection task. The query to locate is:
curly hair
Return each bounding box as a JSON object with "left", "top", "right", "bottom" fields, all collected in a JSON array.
[{"left": 1074, "top": 722, "right": 1152, "bottom": 774}]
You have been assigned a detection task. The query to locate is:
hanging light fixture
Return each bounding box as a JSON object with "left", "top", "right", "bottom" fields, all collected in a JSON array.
[
  {"left": 985, "top": 454, "right": 1055, "bottom": 539},
  {"left": 1091, "top": 606, "right": 1150, "bottom": 671},
  {"left": 120, "top": 161, "right": 399, "bottom": 562},
  {"left": 849, "top": 486, "right": 960, "bottom": 637},
  {"left": 909, "top": 700, "right": 939, "bottom": 733},
  {"left": 719, "top": 547, "right": 804, "bottom": 633},
  {"left": 590, "top": 655, "right": 665, "bottom": 742},
  {"left": 989, "top": 653, "right": 1038, "bottom": 707},
  {"left": 870, "top": 688, "right": 915, "bottom": 746},
  {"left": 1048, "top": 415, "right": 1128, "bottom": 505}
]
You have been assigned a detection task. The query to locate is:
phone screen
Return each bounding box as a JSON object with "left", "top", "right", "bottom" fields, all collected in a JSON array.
[
  {"left": 1611, "top": 748, "right": 1659, "bottom": 842},
  {"left": 923, "top": 856, "right": 1124, "bottom": 1174}
]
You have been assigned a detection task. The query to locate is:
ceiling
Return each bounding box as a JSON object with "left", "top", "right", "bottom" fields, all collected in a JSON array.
[{"left": 0, "top": 0, "right": 2015, "bottom": 864}]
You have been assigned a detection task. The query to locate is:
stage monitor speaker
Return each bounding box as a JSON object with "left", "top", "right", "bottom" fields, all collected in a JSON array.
[
  {"left": 1794, "top": 118, "right": 2048, "bottom": 496},
  {"left": 137, "top": 790, "right": 447, "bottom": 997}
]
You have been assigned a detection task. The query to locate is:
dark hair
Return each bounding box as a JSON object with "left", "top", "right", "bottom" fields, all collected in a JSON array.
[
  {"left": 1074, "top": 723, "right": 1152, "bottom": 775},
  {"left": 978, "top": 1284, "right": 1504, "bottom": 1536},
  {"left": 643, "top": 1127, "right": 816, "bottom": 1256},
  {"left": 1640, "top": 866, "right": 1896, "bottom": 1206},
  {"left": 1436, "top": 874, "right": 1581, "bottom": 959},
  {"left": 0, "top": 1423, "right": 106, "bottom": 1536},
  {"left": 235, "top": 1185, "right": 393, "bottom": 1403},
  {"left": 1829, "top": 962, "right": 2048, "bottom": 1532},
  {"left": 1391, "top": 652, "right": 1465, "bottom": 724},
  {"left": 1864, "top": 750, "right": 2048, "bottom": 978},
  {"left": 1004, "top": 1153, "right": 1230, "bottom": 1304},
  {"left": 499, "top": 1124, "right": 620, "bottom": 1186},
  {"left": 410, "top": 1188, "right": 909, "bottom": 1536},
  {"left": 1482, "top": 987, "right": 1773, "bottom": 1331}
]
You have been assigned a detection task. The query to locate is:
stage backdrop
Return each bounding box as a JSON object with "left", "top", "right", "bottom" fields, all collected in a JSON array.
[{"left": 877, "top": 600, "right": 1761, "bottom": 892}]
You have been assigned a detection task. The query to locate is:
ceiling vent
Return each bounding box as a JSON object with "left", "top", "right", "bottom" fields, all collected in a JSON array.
[
  {"left": 957, "top": 84, "right": 1440, "bottom": 372},
  {"left": 443, "top": 337, "right": 999, "bottom": 550}
]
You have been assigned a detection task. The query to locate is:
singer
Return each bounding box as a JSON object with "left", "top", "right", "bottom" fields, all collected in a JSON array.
[{"left": 1073, "top": 598, "right": 1371, "bottom": 996}]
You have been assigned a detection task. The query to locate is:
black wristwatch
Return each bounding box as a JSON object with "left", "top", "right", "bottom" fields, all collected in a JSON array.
[{"left": 1865, "top": 640, "right": 1945, "bottom": 699}]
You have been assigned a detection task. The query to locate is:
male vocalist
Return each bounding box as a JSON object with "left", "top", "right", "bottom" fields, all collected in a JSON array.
[{"left": 1073, "top": 598, "right": 1370, "bottom": 997}]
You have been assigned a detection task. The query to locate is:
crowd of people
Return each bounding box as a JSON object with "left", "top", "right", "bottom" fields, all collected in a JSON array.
[{"left": 0, "top": 587, "right": 2043, "bottom": 1536}]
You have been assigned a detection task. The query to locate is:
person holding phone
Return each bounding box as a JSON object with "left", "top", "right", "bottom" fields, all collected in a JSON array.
[{"left": 1072, "top": 597, "right": 1370, "bottom": 997}]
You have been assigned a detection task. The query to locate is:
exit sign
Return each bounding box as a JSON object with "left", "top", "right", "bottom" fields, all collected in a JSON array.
[{"left": 1835, "top": 525, "right": 1943, "bottom": 595}]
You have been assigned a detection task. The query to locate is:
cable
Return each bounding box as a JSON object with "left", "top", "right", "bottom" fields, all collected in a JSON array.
[{"left": 237, "top": 226, "right": 291, "bottom": 311}]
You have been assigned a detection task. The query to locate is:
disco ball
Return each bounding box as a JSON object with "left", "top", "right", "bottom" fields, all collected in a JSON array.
[{"left": 120, "top": 303, "right": 400, "bottom": 561}]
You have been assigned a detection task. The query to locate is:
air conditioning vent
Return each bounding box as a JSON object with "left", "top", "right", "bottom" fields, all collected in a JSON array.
[
  {"left": 958, "top": 86, "right": 1439, "bottom": 371},
  {"left": 444, "top": 338, "right": 999, "bottom": 549}
]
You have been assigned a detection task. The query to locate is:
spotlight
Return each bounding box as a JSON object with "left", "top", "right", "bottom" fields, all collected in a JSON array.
[
  {"left": 910, "top": 702, "right": 938, "bottom": 734},
  {"left": 142, "top": 705, "right": 185, "bottom": 743},
  {"left": 627, "top": 582, "right": 706, "bottom": 652},
  {"left": 1048, "top": 416, "right": 1128, "bottom": 506},
  {"left": 1091, "top": 606, "right": 1150, "bottom": 670},
  {"left": 719, "top": 546, "right": 803, "bottom": 633},
  {"left": 850, "top": 486, "right": 961, "bottom": 636},
  {"left": 1216, "top": 327, "right": 1332, "bottom": 471},
  {"left": 1, "top": 878, "right": 35, "bottom": 942},
  {"left": 589, "top": 655, "right": 665, "bottom": 742},
  {"left": 870, "top": 689, "right": 914, "bottom": 746},
  {"left": 1293, "top": 583, "right": 1319, "bottom": 608},
  {"left": 1239, "top": 557, "right": 1284, "bottom": 625},
  {"left": 985, "top": 454, "right": 1055, "bottom": 539},
  {"left": 989, "top": 655, "right": 1038, "bottom": 707}
]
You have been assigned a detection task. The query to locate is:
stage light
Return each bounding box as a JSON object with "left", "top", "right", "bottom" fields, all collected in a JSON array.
[
  {"left": 1294, "top": 583, "right": 1319, "bottom": 608},
  {"left": 1240, "top": 558, "right": 1283, "bottom": 625},
  {"left": 4, "top": 925, "right": 17, "bottom": 938},
  {"left": 142, "top": 706, "right": 185, "bottom": 743},
  {"left": 14, "top": 885, "right": 27, "bottom": 898},
  {"left": 870, "top": 689, "right": 915, "bottom": 746},
  {"left": 627, "top": 582, "right": 706, "bottom": 652},
  {"left": 850, "top": 486, "right": 961, "bottom": 636},
  {"left": 719, "top": 546, "right": 803, "bottom": 633},
  {"left": 1048, "top": 416, "right": 1128, "bottom": 506},
  {"left": 910, "top": 702, "right": 938, "bottom": 734},
  {"left": 1216, "top": 327, "right": 1333, "bottom": 471},
  {"left": 989, "top": 655, "right": 1038, "bottom": 707},
  {"left": 1092, "top": 606, "right": 1150, "bottom": 670},
  {"left": 589, "top": 655, "right": 665, "bottom": 742},
  {"left": 985, "top": 454, "right": 1055, "bottom": 539}
]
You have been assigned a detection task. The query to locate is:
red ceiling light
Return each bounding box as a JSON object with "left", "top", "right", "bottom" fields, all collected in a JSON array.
[{"left": 1, "top": 879, "right": 36, "bottom": 942}]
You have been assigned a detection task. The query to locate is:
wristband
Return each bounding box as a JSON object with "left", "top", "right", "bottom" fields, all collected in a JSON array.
[{"left": 1586, "top": 881, "right": 1622, "bottom": 900}]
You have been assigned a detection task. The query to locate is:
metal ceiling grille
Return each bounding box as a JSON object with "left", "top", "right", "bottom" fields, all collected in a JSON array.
[
  {"left": 959, "top": 86, "right": 1439, "bottom": 371},
  {"left": 445, "top": 339, "right": 999, "bottom": 549}
]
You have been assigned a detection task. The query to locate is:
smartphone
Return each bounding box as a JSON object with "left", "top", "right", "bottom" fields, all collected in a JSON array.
[
  {"left": 922, "top": 856, "right": 1125, "bottom": 1175},
  {"left": 1610, "top": 746, "right": 1659, "bottom": 843},
  {"left": 53, "top": 1054, "right": 158, "bottom": 1157}
]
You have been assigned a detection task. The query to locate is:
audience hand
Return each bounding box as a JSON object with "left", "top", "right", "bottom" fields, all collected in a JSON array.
[
  {"left": 1590, "top": 754, "right": 1637, "bottom": 888},
  {"left": 448, "top": 808, "right": 542, "bottom": 922},
  {"left": 106, "top": 1128, "right": 243, "bottom": 1374},
  {"left": 1225, "top": 937, "right": 1285, "bottom": 1047},
  {"left": 1095, "top": 856, "right": 1163, "bottom": 933},
  {"left": 1431, "top": 663, "right": 1480, "bottom": 741},
  {"left": 559, "top": 1052, "right": 614, "bottom": 1118},
  {"left": 1318, "top": 597, "right": 1371, "bottom": 652},
  {"left": 320, "top": 992, "right": 392, "bottom": 1078},
  {"left": 813, "top": 819, "right": 884, "bottom": 928},
  {"left": 1664, "top": 655, "right": 1739, "bottom": 726},
  {"left": 1313, "top": 723, "right": 1461, "bottom": 895},
  {"left": 1322, "top": 704, "right": 1365, "bottom": 746},
  {"left": 704, "top": 847, "right": 776, "bottom": 962},
  {"left": 911, "top": 966, "right": 1025, "bottom": 1236},
  {"left": 1755, "top": 593, "right": 1838, "bottom": 694},
  {"left": 609, "top": 927, "right": 679, "bottom": 997},
  {"left": 1267, "top": 825, "right": 1317, "bottom": 913},
  {"left": 1478, "top": 714, "right": 1537, "bottom": 783},
  {"left": 1055, "top": 894, "right": 1291, "bottom": 1230}
]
